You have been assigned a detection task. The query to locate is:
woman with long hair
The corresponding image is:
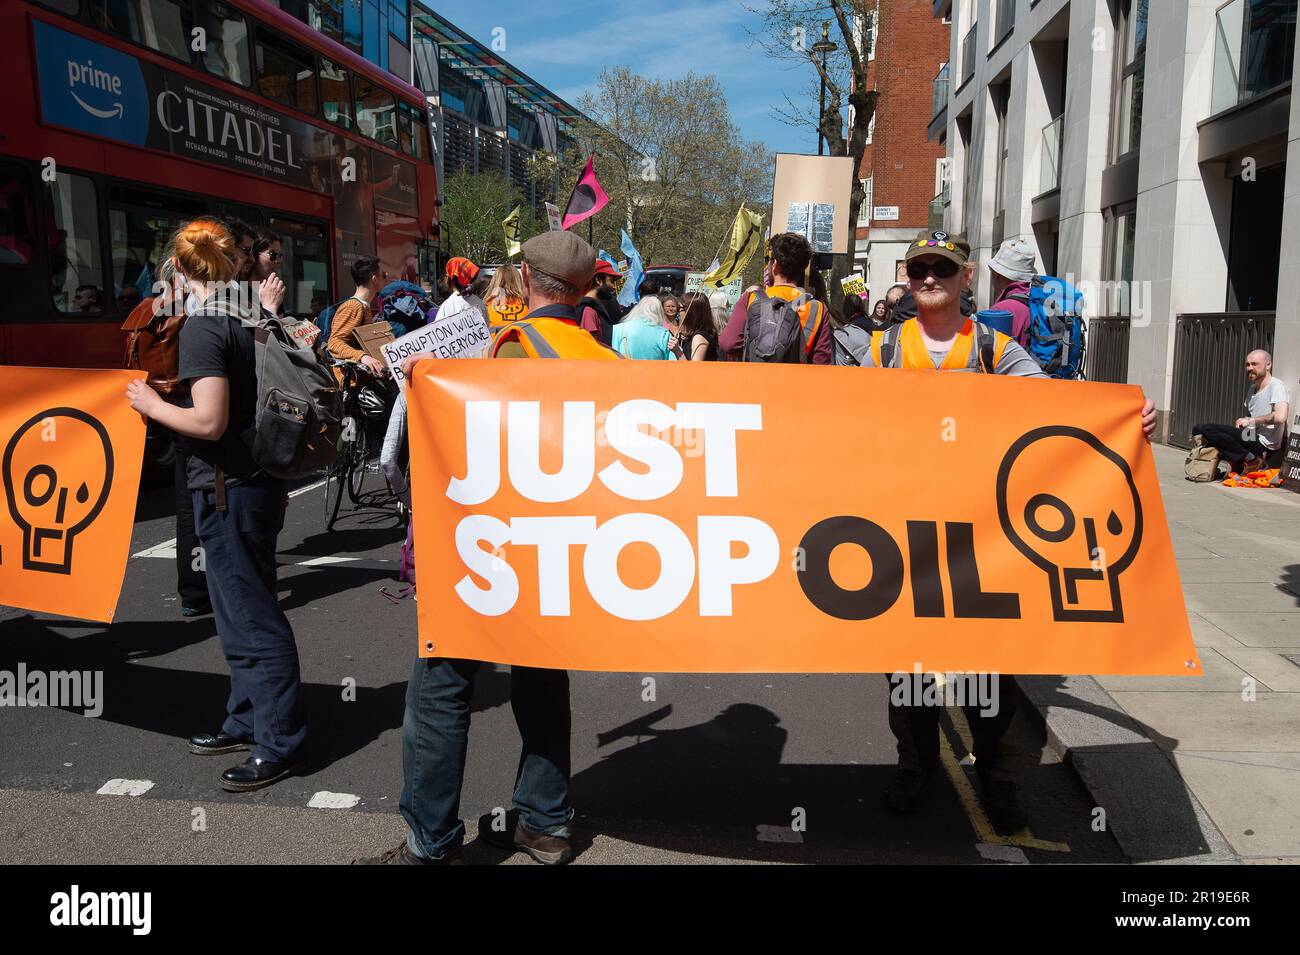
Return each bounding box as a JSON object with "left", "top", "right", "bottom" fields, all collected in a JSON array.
[
  {"left": 125, "top": 218, "right": 306, "bottom": 794},
  {"left": 678, "top": 292, "right": 720, "bottom": 361},
  {"left": 613, "top": 294, "right": 677, "bottom": 360},
  {"left": 484, "top": 263, "right": 526, "bottom": 328}
]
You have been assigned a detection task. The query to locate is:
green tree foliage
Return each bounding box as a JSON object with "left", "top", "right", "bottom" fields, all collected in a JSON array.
[
  {"left": 529, "top": 68, "right": 773, "bottom": 290},
  {"left": 440, "top": 169, "right": 544, "bottom": 266}
]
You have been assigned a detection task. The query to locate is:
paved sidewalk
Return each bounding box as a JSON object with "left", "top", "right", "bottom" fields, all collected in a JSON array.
[{"left": 1026, "top": 443, "right": 1300, "bottom": 864}]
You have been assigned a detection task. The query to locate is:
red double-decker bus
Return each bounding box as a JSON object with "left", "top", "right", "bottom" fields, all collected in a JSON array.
[{"left": 1, "top": 0, "right": 440, "bottom": 369}]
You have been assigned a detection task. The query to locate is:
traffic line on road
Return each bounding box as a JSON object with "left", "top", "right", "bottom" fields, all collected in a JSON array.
[
  {"left": 938, "top": 710, "right": 1071, "bottom": 854},
  {"left": 132, "top": 539, "right": 396, "bottom": 573},
  {"left": 308, "top": 791, "right": 362, "bottom": 809},
  {"left": 97, "top": 779, "right": 155, "bottom": 797}
]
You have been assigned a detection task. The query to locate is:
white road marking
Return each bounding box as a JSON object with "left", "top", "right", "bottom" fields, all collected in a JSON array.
[
  {"left": 976, "top": 842, "right": 1029, "bottom": 864},
  {"left": 308, "top": 791, "right": 361, "bottom": 809},
  {"left": 97, "top": 779, "right": 155, "bottom": 797},
  {"left": 133, "top": 540, "right": 177, "bottom": 559},
  {"left": 755, "top": 824, "right": 803, "bottom": 844},
  {"left": 131, "top": 480, "right": 326, "bottom": 558},
  {"left": 288, "top": 479, "right": 326, "bottom": 499}
]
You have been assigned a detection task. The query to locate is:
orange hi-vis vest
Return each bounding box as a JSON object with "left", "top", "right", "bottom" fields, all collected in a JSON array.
[
  {"left": 490, "top": 316, "right": 621, "bottom": 360},
  {"left": 870, "top": 318, "right": 1011, "bottom": 372},
  {"left": 744, "top": 284, "right": 826, "bottom": 359},
  {"left": 486, "top": 296, "right": 526, "bottom": 328}
]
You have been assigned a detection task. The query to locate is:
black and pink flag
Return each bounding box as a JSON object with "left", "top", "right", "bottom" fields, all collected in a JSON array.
[{"left": 561, "top": 155, "right": 609, "bottom": 231}]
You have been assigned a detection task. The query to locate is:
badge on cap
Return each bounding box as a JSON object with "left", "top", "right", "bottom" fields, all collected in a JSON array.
[{"left": 933, "top": 231, "right": 949, "bottom": 242}]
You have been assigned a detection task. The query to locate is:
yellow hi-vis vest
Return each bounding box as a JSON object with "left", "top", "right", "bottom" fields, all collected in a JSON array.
[{"left": 490, "top": 317, "right": 621, "bottom": 360}]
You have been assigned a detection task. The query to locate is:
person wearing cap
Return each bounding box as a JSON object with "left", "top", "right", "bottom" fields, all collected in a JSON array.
[
  {"left": 987, "top": 237, "right": 1039, "bottom": 346},
  {"left": 859, "top": 229, "right": 1157, "bottom": 834},
  {"left": 577, "top": 258, "right": 621, "bottom": 345},
  {"left": 366, "top": 232, "right": 615, "bottom": 869}
]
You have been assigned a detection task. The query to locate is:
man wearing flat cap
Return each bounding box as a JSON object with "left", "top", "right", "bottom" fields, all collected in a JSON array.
[{"left": 369, "top": 231, "right": 614, "bottom": 869}]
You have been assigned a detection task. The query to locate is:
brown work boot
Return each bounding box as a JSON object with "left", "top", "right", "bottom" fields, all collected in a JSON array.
[
  {"left": 352, "top": 841, "right": 464, "bottom": 865},
  {"left": 478, "top": 809, "right": 574, "bottom": 865}
]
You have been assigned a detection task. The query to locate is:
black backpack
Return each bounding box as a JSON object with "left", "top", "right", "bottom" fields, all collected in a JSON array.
[{"left": 577, "top": 295, "right": 614, "bottom": 346}]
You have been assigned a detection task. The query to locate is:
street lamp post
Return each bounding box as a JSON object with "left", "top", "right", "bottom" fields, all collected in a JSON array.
[{"left": 813, "top": 21, "right": 837, "bottom": 156}]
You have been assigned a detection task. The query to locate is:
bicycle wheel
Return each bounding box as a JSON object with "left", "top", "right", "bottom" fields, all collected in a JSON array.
[
  {"left": 347, "top": 421, "right": 371, "bottom": 504},
  {"left": 322, "top": 463, "right": 346, "bottom": 531}
]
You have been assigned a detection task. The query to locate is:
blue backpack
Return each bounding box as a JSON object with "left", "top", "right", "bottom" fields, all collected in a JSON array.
[
  {"left": 314, "top": 299, "right": 347, "bottom": 341},
  {"left": 1008, "top": 275, "right": 1086, "bottom": 379}
]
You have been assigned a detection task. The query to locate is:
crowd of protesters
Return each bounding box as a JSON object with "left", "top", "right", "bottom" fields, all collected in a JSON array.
[{"left": 117, "top": 211, "right": 1167, "bottom": 862}]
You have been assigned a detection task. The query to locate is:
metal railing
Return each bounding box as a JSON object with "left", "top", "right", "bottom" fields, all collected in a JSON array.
[
  {"left": 961, "top": 25, "right": 976, "bottom": 86},
  {"left": 1212, "top": 0, "right": 1297, "bottom": 115},
  {"left": 1085, "top": 318, "right": 1130, "bottom": 384},
  {"left": 1168, "top": 312, "right": 1276, "bottom": 449},
  {"left": 1040, "top": 114, "right": 1063, "bottom": 194},
  {"left": 928, "top": 194, "right": 945, "bottom": 231},
  {"left": 932, "top": 62, "right": 950, "bottom": 118}
]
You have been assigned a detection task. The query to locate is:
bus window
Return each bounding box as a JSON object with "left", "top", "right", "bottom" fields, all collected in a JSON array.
[
  {"left": 194, "top": 0, "right": 251, "bottom": 87},
  {"left": 320, "top": 59, "right": 352, "bottom": 130},
  {"left": 89, "top": 0, "right": 191, "bottom": 62},
  {"left": 354, "top": 79, "right": 397, "bottom": 148},
  {"left": 0, "top": 164, "right": 37, "bottom": 266},
  {"left": 255, "top": 29, "right": 318, "bottom": 114},
  {"left": 46, "top": 173, "right": 106, "bottom": 314},
  {"left": 268, "top": 217, "right": 330, "bottom": 318},
  {"left": 108, "top": 185, "right": 205, "bottom": 313},
  {"left": 399, "top": 102, "right": 424, "bottom": 160}
]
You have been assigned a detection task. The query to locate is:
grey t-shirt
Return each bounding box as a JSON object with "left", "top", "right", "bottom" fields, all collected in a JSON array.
[{"left": 1247, "top": 378, "right": 1290, "bottom": 449}]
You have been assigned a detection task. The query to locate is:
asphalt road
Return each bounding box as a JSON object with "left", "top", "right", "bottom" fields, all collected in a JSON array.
[{"left": 0, "top": 475, "right": 1126, "bottom": 864}]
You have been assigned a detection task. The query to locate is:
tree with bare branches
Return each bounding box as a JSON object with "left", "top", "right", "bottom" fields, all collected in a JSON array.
[{"left": 748, "top": 0, "right": 878, "bottom": 299}]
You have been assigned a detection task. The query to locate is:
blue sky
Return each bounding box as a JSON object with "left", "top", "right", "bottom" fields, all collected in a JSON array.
[{"left": 429, "top": 0, "right": 823, "bottom": 154}]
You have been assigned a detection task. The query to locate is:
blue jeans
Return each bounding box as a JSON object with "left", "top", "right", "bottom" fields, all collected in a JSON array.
[
  {"left": 400, "top": 657, "right": 573, "bottom": 859},
  {"left": 194, "top": 479, "right": 306, "bottom": 763}
]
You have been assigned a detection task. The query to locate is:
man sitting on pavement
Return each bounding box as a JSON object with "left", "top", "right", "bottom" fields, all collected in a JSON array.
[{"left": 1192, "top": 350, "right": 1290, "bottom": 474}]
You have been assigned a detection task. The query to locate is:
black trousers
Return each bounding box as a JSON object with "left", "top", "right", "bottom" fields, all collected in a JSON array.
[
  {"left": 1191, "top": 423, "right": 1268, "bottom": 472},
  {"left": 886, "top": 673, "right": 1021, "bottom": 783},
  {"left": 173, "top": 436, "right": 209, "bottom": 607}
]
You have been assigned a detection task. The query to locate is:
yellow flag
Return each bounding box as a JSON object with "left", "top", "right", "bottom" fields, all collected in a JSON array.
[
  {"left": 702, "top": 206, "right": 764, "bottom": 287},
  {"left": 503, "top": 205, "right": 522, "bottom": 259}
]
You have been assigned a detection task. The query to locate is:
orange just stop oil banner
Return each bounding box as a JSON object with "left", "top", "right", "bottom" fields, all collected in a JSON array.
[
  {"left": 407, "top": 359, "right": 1199, "bottom": 676},
  {"left": 0, "top": 367, "right": 147, "bottom": 623}
]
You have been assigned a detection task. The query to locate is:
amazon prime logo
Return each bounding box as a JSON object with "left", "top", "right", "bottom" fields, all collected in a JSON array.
[{"left": 67, "top": 57, "right": 125, "bottom": 119}]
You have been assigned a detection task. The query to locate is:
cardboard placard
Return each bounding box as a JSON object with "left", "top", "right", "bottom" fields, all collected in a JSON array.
[{"left": 353, "top": 321, "right": 395, "bottom": 364}]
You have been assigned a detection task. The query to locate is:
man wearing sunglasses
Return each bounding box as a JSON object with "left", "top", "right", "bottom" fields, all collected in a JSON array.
[{"left": 862, "top": 229, "right": 1156, "bottom": 834}]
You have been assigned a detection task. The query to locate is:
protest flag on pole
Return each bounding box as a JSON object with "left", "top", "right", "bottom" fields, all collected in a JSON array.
[
  {"left": 561, "top": 155, "right": 609, "bottom": 232},
  {"left": 502, "top": 205, "right": 522, "bottom": 259},
  {"left": 701, "top": 205, "right": 764, "bottom": 288},
  {"left": 616, "top": 229, "right": 645, "bottom": 309}
]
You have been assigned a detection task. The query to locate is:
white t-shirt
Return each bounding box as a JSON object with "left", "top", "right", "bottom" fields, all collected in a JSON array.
[{"left": 1247, "top": 378, "right": 1290, "bottom": 449}]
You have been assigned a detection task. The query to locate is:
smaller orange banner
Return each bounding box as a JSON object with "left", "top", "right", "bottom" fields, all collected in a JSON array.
[{"left": 0, "top": 367, "right": 147, "bottom": 622}]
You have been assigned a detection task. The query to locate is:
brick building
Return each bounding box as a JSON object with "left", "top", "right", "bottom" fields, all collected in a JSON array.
[{"left": 854, "top": 0, "right": 952, "bottom": 304}]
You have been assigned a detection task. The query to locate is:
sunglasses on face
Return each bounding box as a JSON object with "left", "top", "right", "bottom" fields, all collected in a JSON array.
[
  {"left": 906, "top": 258, "right": 961, "bottom": 281},
  {"left": 239, "top": 246, "right": 253, "bottom": 258},
  {"left": 266, "top": 250, "right": 284, "bottom": 262}
]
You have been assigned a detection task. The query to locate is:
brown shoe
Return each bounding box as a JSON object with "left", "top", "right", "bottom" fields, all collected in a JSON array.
[
  {"left": 352, "top": 841, "right": 464, "bottom": 865},
  {"left": 512, "top": 822, "right": 573, "bottom": 865},
  {"left": 477, "top": 809, "right": 573, "bottom": 865}
]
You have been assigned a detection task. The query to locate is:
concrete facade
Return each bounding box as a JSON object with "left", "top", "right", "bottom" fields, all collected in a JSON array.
[{"left": 933, "top": 0, "right": 1299, "bottom": 440}]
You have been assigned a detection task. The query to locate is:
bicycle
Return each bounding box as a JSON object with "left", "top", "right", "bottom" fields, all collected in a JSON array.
[{"left": 323, "top": 360, "right": 391, "bottom": 531}]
